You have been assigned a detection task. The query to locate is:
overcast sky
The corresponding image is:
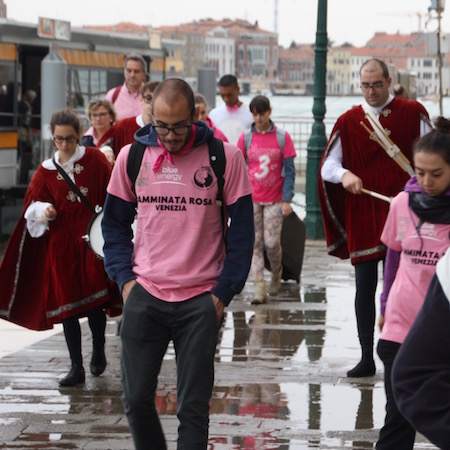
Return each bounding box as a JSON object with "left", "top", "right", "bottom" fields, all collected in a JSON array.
[{"left": 5, "top": 0, "right": 450, "bottom": 48}]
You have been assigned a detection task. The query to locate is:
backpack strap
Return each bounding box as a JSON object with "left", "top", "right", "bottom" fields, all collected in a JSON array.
[
  {"left": 208, "top": 137, "right": 225, "bottom": 206},
  {"left": 276, "top": 127, "right": 286, "bottom": 158},
  {"left": 275, "top": 127, "right": 287, "bottom": 177},
  {"left": 243, "top": 129, "right": 252, "bottom": 160},
  {"left": 244, "top": 127, "right": 286, "bottom": 159},
  {"left": 208, "top": 137, "right": 226, "bottom": 236},
  {"left": 111, "top": 85, "right": 122, "bottom": 104},
  {"left": 126, "top": 141, "right": 147, "bottom": 197}
]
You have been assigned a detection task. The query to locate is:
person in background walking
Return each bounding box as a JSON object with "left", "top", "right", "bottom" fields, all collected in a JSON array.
[
  {"left": 237, "top": 95, "right": 296, "bottom": 304},
  {"left": 194, "top": 92, "right": 228, "bottom": 142},
  {"left": 17, "top": 89, "right": 37, "bottom": 184},
  {"left": 98, "top": 81, "right": 160, "bottom": 166},
  {"left": 393, "top": 83, "right": 409, "bottom": 99},
  {"left": 376, "top": 117, "right": 450, "bottom": 449},
  {"left": 105, "top": 54, "right": 147, "bottom": 120},
  {"left": 209, "top": 74, "right": 252, "bottom": 145},
  {"left": 81, "top": 99, "right": 117, "bottom": 148},
  {"left": 319, "top": 58, "right": 431, "bottom": 378},
  {"left": 0, "top": 109, "right": 120, "bottom": 387}
]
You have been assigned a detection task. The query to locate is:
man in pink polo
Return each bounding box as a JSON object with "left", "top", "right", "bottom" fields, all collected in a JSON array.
[
  {"left": 105, "top": 54, "right": 147, "bottom": 120},
  {"left": 102, "top": 78, "right": 254, "bottom": 449}
]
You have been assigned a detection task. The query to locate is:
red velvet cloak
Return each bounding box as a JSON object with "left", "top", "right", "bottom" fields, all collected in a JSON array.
[
  {"left": 318, "top": 98, "right": 430, "bottom": 264},
  {"left": 97, "top": 117, "right": 140, "bottom": 156},
  {"left": 0, "top": 148, "right": 121, "bottom": 331}
]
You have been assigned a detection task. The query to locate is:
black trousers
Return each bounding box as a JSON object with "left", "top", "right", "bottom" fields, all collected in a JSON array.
[
  {"left": 354, "top": 259, "right": 381, "bottom": 357},
  {"left": 120, "top": 283, "right": 220, "bottom": 450},
  {"left": 376, "top": 339, "right": 416, "bottom": 450},
  {"left": 62, "top": 306, "right": 106, "bottom": 366}
]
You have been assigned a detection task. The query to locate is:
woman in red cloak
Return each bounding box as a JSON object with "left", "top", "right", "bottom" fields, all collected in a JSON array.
[{"left": 0, "top": 110, "right": 120, "bottom": 387}]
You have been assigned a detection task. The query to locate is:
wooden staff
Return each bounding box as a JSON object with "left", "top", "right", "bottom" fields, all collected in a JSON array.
[
  {"left": 367, "top": 116, "right": 412, "bottom": 166},
  {"left": 360, "top": 118, "right": 415, "bottom": 177},
  {"left": 361, "top": 187, "right": 391, "bottom": 204}
]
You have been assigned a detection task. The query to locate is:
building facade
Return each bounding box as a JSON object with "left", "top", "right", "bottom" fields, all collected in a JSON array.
[{"left": 276, "top": 45, "right": 315, "bottom": 95}]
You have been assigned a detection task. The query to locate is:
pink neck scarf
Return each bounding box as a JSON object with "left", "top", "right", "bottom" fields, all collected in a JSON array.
[
  {"left": 226, "top": 104, "right": 240, "bottom": 112},
  {"left": 153, "top": 125, "right": 197, "bottom": 173}
]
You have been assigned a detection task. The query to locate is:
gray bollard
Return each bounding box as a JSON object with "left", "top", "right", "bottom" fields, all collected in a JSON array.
[
  {"left": 198, "top": 64, "right": 217, "bottom": 111},
  {"left": 41, "top": 43, "right": 67, "bottom": 161}
]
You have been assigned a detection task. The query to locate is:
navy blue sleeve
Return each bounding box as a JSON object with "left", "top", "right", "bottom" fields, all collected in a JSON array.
[
  {"left": 101, "top": 193, "right": 137, "bottom": 292},
  {"left": 211, "top": 194, "right": 254, "bottom": 306},
  {"left": 282, "top": 156, "right": 295, "bottom": 202}
]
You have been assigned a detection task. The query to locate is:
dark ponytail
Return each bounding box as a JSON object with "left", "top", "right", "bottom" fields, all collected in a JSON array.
[{"left": 413, "top": 117, "right": 450, "bottom": 165}]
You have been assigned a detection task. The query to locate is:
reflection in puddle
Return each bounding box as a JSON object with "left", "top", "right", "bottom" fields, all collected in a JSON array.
[
  {"left": 0, "top": 278, "right": 397, "bottom": 449},
  {"left": 0, "top": 417, "right": 20, "bottom": 425},
  {"left": 152, "top": 285, "right": 386, "bottom": 448},
  {"left": 49, "top": 433, "right": 62, "bottom": 441}
]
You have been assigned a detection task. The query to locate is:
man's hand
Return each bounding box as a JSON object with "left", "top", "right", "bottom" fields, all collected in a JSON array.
[
  {"left": 122, "top": 280, "right": 137, "bottom": 304},
  {"left": 211, "top": 294, "right": 225, "bottom": 322},
  {"left": 342, "top": 171, "right": 363, "bottom": 194}
]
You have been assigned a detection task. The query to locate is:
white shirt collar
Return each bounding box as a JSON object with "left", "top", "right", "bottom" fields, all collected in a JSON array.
[
  {"left": 363, "top": 94, "right": 394, "bottom": 114},
  {"left": 43, "top": 145, "right": 86, "bottom": 170}
]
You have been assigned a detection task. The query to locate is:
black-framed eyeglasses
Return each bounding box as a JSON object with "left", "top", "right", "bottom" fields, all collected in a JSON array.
[
  {"left": 360, "top": 81, "right": 385, "bottom": 91},
  {"left": 142, "top": 94, "right": 153, "bottom": 104},
  {"left": 53, "top": 135, "right": 77, "bottom": 144},
  {"left": 152, "top": 123, "right": 191, "bottom": 136}
]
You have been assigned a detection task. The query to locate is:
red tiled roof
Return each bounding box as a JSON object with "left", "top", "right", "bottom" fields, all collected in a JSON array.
[
  {"left": 81, "top": 22, "right": 151, "bottom": 34},
  {"left": 86, "top": 18, "right": 274, "bottom": 36},
  {"left": 352, "top": 42, "right": 426, "bottom": 57},
  {"left": 367, "top": 31, "right": 423, "bottom": 46},
  {"left": 279, "top": 45, "right": 315, "bottom": 59}
]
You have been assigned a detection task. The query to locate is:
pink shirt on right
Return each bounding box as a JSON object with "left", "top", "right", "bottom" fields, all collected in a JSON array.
[{"left": 380, "top": 191, "right": 450, "bottom": 344}]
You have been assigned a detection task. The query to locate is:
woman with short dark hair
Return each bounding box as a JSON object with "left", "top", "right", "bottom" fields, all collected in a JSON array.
[{"left": 0, "top": 109, "right": 120, "bottom": 387}]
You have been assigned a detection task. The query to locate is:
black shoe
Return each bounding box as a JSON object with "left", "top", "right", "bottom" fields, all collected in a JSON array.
[
  {"left": 347, "top": 359, "right": 376, "bottom": 378},
  {"left": 59, "top": 365, "right": 85, "bottom": 387},
  {"left": 90, "top": 349, "right": 107, "bottom": 376}
]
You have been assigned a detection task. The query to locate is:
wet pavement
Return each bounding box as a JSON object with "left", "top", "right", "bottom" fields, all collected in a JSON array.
[{"left": 0, "top": 239, "right": 438, "bottom": 449}]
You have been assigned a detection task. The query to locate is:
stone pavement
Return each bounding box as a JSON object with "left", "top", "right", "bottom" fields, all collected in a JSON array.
[{"left": 0, "top": 240, "right": 437, "bottom": 449}]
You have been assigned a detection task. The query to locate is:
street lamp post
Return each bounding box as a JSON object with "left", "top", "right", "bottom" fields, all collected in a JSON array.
[
  {"left": 436, "top": 1, "right": 444, "bottom": 116},
  {"left": 429, "top": 0, "right": 445, "bottom": 115},
  {"left": 304, "top": 0, "right": 327, "bottom": 239}
]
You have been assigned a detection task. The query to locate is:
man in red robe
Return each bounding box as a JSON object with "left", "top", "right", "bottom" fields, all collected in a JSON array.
[{"left": 318, "top": 58, "right": 431, "bottom": 377}]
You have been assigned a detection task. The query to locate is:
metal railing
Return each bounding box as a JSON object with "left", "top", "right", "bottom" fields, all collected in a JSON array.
[
  {"left": 1, "top": 114, "right": 338, "bottom": 187},
  {"left": 272, "top": 116, "right": 337, "bottom": 178}
]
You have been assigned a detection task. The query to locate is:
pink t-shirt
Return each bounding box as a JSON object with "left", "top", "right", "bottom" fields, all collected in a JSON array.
[
  {"left": 105, "top": 82, "right": 143, "bottom": 120},
  {"left": 236, "top": 128, "right": 296, "bottom": 203},
  {"left": 107, "top": 141, "right": 252, "bottom": 302},
  {"left": 380, "top": 191, "right": 450, "bottom": 344}
]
